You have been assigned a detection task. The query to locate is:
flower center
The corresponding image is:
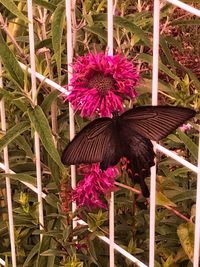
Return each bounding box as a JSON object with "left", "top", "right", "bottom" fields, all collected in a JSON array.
[{"left": 88, "top": 73, "right": 115, "bottom": 95}]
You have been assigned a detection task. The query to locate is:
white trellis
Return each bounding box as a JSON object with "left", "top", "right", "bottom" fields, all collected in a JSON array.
[{"left": 0, "top": 1, "right": 200, "bottom": 267}]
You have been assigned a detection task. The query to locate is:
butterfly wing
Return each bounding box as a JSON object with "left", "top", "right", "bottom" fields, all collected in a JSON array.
[
  {"left": 100, "top": 127, "right": 122, "bottom": 170},
  {"left": 121, "top": 127, "right": 155, "bottom": 197},
  {"left": 120, "top": 106, "right": 196, "bottom": 141},
  {"left": 61, "top": 118, "right": 113, "bottom": 165}
]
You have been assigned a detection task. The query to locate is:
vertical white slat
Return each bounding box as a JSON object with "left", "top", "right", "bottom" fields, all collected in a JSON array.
[
  {"left": 0, "top": 63, "right": 17, "bottom": 267},
  {"left": 27, "top": 0, "right": 44, "bottom": 234},
  {"left": 166, "top": 2, "right": 200, "bottom": 266},
  {"left": 193, "top": 128, "right": 200, "bottom": 266},
  {"left": 150, "top": 0, "right": 160, "bottom": 266},
  {"left": 151, "top": 0, "right": 160, "bottom": 106},
  {"left": 65, "top": 0, "right": 77, "bottom": 228},
  {"left": 107, "top": 0, "right": 113, "bottom": 53},
  {"left": 107, "top": 0, "right": 114, "bottom": 266}
]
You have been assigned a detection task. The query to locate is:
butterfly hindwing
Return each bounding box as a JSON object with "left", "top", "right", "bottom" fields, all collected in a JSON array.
[
  {"left": 61, "top": 118, "right": 113, "bottom": 165},
  {"left": 120, "top": 126, "right": 155, "bottom": 197},
  {"left": 120, "top": 106, "right": 196, "bottom": 141}
]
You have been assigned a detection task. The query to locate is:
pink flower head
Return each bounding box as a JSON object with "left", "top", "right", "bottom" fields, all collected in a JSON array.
[
  {"left": 66, "top": 52, "right": 139, "bottom": 118},
  {"left": 180, "top": 123, "right": 192, "bottom": 132},
  {"left": 71, "top": 164, "right": 119, "bottom": 209}
]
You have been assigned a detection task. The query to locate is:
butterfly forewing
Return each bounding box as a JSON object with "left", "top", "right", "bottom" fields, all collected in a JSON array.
[
  {"left": 120, "top": 106, "right": 196, "bottom": 141},
  {"left": 61, "top": 118, "right": 113, "bottom": 165}
]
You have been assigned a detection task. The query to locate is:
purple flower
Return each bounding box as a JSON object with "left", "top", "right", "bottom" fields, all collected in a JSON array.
[
  {"left": 66, "top": 52, "right": 139, "bottom": 118},
  {"left": 71, "top": 164, "right": 119, "bottom": 209}
]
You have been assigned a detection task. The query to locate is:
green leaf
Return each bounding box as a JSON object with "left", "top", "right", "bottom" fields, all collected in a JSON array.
[
  {"left": 14, "top": 135, "right": 34, "bottom": 159},
  {"left": 184, "top": 67, "right": 200, "bottom": 90},
  {"left": 156, "top": 191, "right": 177, "bottom": 207},
  {"left": 41, "top": 90, "right": 60, "bottom": 114},
  {"left": 22, "top": 242, "right": 40, "bottom": 267},
  {"left": 47, "top": 154, "right": 61, "bottom": 186},
  {"left": 36, "top": 236, "right": 52, "bottom": 266},
  {"left": 177, "top": 129, "right": 198, "bottom": 160},
  {"left": 171, "top": 190, "right": 196, "bottom": 203},
  {"left": 93, "top": 14, "right": 151, "bottom": 46},
  {"left": 172, "top": 19, "right": 200, "bottom": 26},
  {"left": 177, "top": 223, "right": 194, "bottom": 263},
  {"left": 45, "top": 193, "right": 60, "bottom": 208},
  {"left": 0, "top": 121, "right": 30, "bottom": 151},
  {"left": 64, "top": 262, "right": 83, "bottom": 267},
  {"left": 52, "top": 3, "right": 65, "bottom": 83},
  {"left": 0, "top": 0, "right": 29, "bottom": 23},
  {"left": 85, "top": 25, "right": 107, "bottom": 41},
  {"left": 161, "top": 255, "right": 175, "bottom": 267},
  {"left": 168, "top": 167, "right": 190, "bottom": 178},
  {"left": 83, "top": 0, "right": 95, "bottom": 13},
  {"left": 167, "top": 133, "right": 182, "bottom": 143},
  {"left": 163, "top": 36, "right": 183, "bottom": 51},
  {"left": 114, "top": 16, "right": 151, "bottom": 47},
  {"left": 40, "top": 249, "right": 65, "bottom": 257},
  {"left": 160, "top": 36, "right": 175, "bottom": 70},
  {"left": 46, "top": 239, "right": 56, "bottom": 267},
  {"left": 64, "top": 260, "right": 84, "bottom": 267},
  {"left": 0, "top": 173, "right": 37, "bottom": 186},
  {"left": 34, "top": 0, "right": 56, "bottom": 12},
  {"left": 0, "top": 31, "right": 24, "bottom": 88},
  {"left": 27, "top": 106, "right": 63, "bottom": 168},
  {"left": 35, "top": 38, "right": 53, "bottom": 50},
  {"left": 138, "top": 53, "right": 181, "bottom": 82},
  {"left": 0, "top": 88, "right": 28, "bottom": 112}
]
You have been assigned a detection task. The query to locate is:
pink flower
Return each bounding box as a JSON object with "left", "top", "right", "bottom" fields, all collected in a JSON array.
[
  {"left": 180, "top": 123, "right": 192, "bottom": 132},
  {"left": 71, "top": 164, "right": 119, "bottom": 209},
  {"left": 66, "top": 52, "right": 139, "bottom": 118}
]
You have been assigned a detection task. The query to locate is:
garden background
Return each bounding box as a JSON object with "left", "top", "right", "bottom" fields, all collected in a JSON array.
[{"left": 0, "top": 0, "right": 200, "bottom": 266}]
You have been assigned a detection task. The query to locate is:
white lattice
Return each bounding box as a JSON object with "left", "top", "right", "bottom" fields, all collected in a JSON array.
[{"left": 0, "top": 1, "right": 200, "bottom": 266}]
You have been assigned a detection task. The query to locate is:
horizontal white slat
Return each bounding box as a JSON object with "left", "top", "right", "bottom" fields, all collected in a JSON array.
[
  {"left": 0, "top": 258, "right": 5, "bottom": 266},
  {"left": 78, "top": 219, "right": 148, "bottom": 267},
  {"left": 18, "top": 62, "right": 69, "bottom": 96},
  {"left": 156, "top": 144, "right": 198, "bottom": 173},
  {"left": 167, "top": 0, "right": 200, "bottom": 17},
  {"left": 0, "top": 162, "right": 47, "bottom": 198}
]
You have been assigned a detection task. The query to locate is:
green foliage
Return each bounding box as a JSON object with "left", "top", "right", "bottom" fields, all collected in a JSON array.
[
  {"left": 51, "top": 2, "right": 65, "bottom": 83},
  {"left": 27, "top": 105, "right": 64, "bottom": 169},
  {"left": 177, "top": 223, "right": 194, "bottom": 263},
  {"left": 0, "top": 0, "right": 199, "bottom": 266},
  {"left": 0, "top": 31, "right": 24, "bottom": 88},
  {"left": 0, "top": 121, "right": 30, "bottom": 151},
  {"left": 0, "top": 0, "right": 29, "bottom": 23}
]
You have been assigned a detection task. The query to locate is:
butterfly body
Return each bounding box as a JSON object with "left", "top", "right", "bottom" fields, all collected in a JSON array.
[
  {"left": 100, "top": 117, "right": 124, "bottom": 170},
  {"left": 62, "top": 106, "right": 196, "bottom": 197}
]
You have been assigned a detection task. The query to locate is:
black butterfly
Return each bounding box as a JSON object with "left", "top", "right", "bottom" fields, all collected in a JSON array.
[{"left": 61, "top": 106, "right": 196, "bottom": 197}]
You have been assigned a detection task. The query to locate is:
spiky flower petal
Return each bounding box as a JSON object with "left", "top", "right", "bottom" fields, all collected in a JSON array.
[
  {"left": 66, "top": 52, "right": 139, "bottom": 117},
  {"left": 71, "top": 164, "right": 119, "bottom": 209}
]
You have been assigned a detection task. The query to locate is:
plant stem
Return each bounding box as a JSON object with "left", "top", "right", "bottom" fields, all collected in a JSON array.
[
  {"left": 115, "top": 181, "right": 191, "bottom": 222},
  {"left": 0, "top": 13, "right": 27, "bottom": 63}
]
